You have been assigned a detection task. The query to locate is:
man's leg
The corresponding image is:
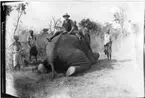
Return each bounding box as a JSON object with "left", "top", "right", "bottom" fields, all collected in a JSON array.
[
  {"left": 48, "top": 31, "right": 62, "bottom": 42},
  {"left": 13, "top": 52, "right": 16, "bottom": 69},
  {"left": 14, "top": 52, "right": 20, "bottom": 70},
  {"left": 72, "top": 31, "right": 81, "bottom": 40},
  {"left": 104, "top": 45, "right": 107, "bottom": 55}
]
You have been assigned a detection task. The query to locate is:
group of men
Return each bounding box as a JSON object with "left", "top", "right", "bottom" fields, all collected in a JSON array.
[{"left": 11, "top": 13, "right": 112, "bottom": 69}]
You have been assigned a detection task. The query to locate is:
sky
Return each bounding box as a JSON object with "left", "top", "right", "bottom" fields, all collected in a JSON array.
[{"left": 6, "top": 1, "right": 144, "bottom": 31}]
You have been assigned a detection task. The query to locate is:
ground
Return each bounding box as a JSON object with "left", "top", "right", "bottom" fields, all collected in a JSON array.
[{"left": 6, "top": 33, "right": 144, "bottom": 98}]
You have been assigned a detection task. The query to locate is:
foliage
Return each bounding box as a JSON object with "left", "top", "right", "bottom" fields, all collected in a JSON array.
[
  {"left": 48, "top": 17, "right": 62, "bottom": 34},
  {"left": 113, "top": 7, "right": 127, "bottom": 38},
  {"left": 6, "top": 2, "right": 28, "bottom": 70},
  {"left": 42, "top": 28, "right": 49, "bottom": 32},
  {"left": 111, "top": 28, "right": 121, "bottom": 40},
  {"left": 13, "top": 3, "right": 28, "bottom": 36},
  {"left": 79, "top": 19, "right": 102, "bottom": 34},
  {"left": 4, "top": 4, "right": 13, "bottom": 16},
  {"left": 15, "top": 3, "right": 28, "bottom": 14},
  {"left": 113, "top": 7, "right": 126, "bottom": 27},
  {"left": 105, "top": 22, "right": 113, "bottom": 30}
]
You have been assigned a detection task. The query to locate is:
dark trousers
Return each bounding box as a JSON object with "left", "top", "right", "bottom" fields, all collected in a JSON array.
[
  {"left": 104, "top": 42, "right": 112, "bottom": 53},
  {"left": 50, "top": 31, "right": 63, "bottom": 40}
]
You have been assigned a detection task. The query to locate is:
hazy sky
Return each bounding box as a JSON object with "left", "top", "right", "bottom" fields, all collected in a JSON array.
[{"left": 6, "top": 2, "right": 144, "bottom": 32}]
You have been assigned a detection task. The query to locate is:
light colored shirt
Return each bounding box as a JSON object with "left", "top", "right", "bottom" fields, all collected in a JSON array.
[
  {"left": 27, "top": 35, "right": 36, "bottom": 46},
  {"left": 104, "top": 33, "right": 111, "bottom": 45},
  {"left": 12, "top": 41, "right": 21, "bottom": 53}
]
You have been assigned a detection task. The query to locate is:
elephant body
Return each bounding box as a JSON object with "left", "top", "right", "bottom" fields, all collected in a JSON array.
[{"left": 45, "top": 33, "right": 99, "bottom": 76}]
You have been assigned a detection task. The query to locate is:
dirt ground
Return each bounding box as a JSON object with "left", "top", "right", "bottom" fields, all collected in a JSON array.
[{"left": 6, "top": 33, "right": 144, "bottom": 98}]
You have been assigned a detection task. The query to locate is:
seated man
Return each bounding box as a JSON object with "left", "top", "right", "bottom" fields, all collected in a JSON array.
[
  {"left": 69, "top": 21, "right": 83, "bottom": 40},
  {"left": 48, "top": 13, "right": 74, "bottom": 42}
]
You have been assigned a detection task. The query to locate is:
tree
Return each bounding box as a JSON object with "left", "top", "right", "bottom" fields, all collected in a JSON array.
[
  {"left": 6, "top": 2, "right": 28, "bottom": 70},
  {"left": 13, "top": 3, "right": 28, "bottom": 36},
  {"left": 48, "top": 17, "right": 62, "bottom": 34},
  {"left": 5, "top": 3, "right": 28, "bottom": 36},
  {"left": 105, "top": 22, "right": 113, "bottom": 30},
  {"left": 4, "top": 4, "right": 13, "bottom": 16},
  {"left": 113, "top": 7, "right": 126, "bottom": 39},
  {"left": 111, "top": 28, "right": 121, "bottom": 40},
  {"left": 79, "top": 19, "right": 102, "bottom": 35}
]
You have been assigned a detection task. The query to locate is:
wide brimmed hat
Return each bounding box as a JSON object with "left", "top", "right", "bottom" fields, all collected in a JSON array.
[{"left": 63, "top": 13, "right": 70, "bottom": 18}]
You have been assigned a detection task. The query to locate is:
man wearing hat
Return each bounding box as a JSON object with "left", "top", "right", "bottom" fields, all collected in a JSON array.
[{"left": 48, "top": 13, "right": 74, "bottom": 42}]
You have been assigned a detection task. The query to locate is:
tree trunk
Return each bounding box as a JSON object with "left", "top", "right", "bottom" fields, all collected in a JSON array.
[
  {"left": 12, "top": 11, "right": 23, "bottom": 69},
  {"left": 13, "top": 12, "right": 23, "bottom": 36},
  {"left": 120, "top": 23, "right": 124, "bottom": 47}
]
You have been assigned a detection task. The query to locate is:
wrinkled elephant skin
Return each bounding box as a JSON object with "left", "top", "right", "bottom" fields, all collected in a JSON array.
[{"left": 45, "top": 34, "right": 100, "bottom": 77}]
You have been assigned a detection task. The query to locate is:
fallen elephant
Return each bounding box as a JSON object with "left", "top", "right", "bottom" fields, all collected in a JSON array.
[{"left": 38, "top": 33, "right": 100, "bottom": 78}]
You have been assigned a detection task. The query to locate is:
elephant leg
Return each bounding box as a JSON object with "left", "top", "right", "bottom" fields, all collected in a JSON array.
[
  {"left": 92, "top": 52, "right": 100, "bottom": 62},
  {"left": 65, "top": 49, "right": 92, "bottom": 76},
  {"left": 66, "top": 64, "right": 91, "bottom": 76},
  {"left": 66, "top": 66, "right": 76, "bottom": 76}
]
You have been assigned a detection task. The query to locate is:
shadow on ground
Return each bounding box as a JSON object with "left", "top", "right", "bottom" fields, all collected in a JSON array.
[
  {"left": 117, "top": 59, "right": 132, "bottom": 63},
  {"left": 11, "top": 57, "right": 118, "bottom": 98},
  {"left": 13, "top": 71, "right": 54, "bottom": 98},
  {"left": 79, "top": 58, "right": 118, "bottom": 76}
]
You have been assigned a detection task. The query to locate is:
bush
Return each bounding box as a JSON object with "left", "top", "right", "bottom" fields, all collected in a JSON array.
[{"left": 79, "top": 19, "right": 102, "bottom": 35}]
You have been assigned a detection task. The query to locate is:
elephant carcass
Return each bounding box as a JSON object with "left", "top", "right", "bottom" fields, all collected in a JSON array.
[{"left": 45, "top": 33, "right": 99, "bottom": 77}]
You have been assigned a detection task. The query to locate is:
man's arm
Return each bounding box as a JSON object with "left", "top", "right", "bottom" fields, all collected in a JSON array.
[
  {"left": 68, "top": 20, "right": 74, "bottom": 34},
  {"left": 27, "top": 36, "right": 30, "bottom": 42},
  {"left": 62, "top": 21, "right": 65, "bottom": 31}
]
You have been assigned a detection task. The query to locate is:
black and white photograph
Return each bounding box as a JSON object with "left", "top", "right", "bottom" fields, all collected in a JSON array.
[{"left": 2, "top": 1, "right": 144, "bottom": 98}]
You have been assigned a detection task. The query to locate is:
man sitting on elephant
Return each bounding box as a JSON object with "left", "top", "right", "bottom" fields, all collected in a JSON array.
[
  {"left": 69, "top": 21, "right": 83, "bottom": 40},
  {"left": 47, "top": 13, "right": 82, "bottom": 42}
]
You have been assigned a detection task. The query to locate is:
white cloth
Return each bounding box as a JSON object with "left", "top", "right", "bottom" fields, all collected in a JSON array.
[
  {"left": 13, "top": 50, "right": 18, "bottom": 67},
  {"left": 104, "top": 33, "right": 111, "bottom": 45},
  {"left": 27, "top": 35, "right": 36, "bottom": 47},
  {"left": 13, "top": 45, "right": 23, "bottom": 67}
]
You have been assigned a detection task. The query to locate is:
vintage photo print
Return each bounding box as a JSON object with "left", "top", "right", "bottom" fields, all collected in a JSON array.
[{"left": 2, "top": 1, "right": 144, "bottom": 98}]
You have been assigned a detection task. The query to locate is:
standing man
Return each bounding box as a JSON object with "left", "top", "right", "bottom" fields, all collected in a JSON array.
[
  {"left": 48, "top": 13, "right": 74, "bottom": 42},
  {"left": 27, "top": 30, "right": 38, "bottom": 63},
  {"left": 104, "top": 29, "right": 112, "bottom": 55},
  {"left": 12, "top": 36, "right": 22, "bottom": 70},
  {"left": 27, "top": 30, "right": 36, "bottom": 47}
]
